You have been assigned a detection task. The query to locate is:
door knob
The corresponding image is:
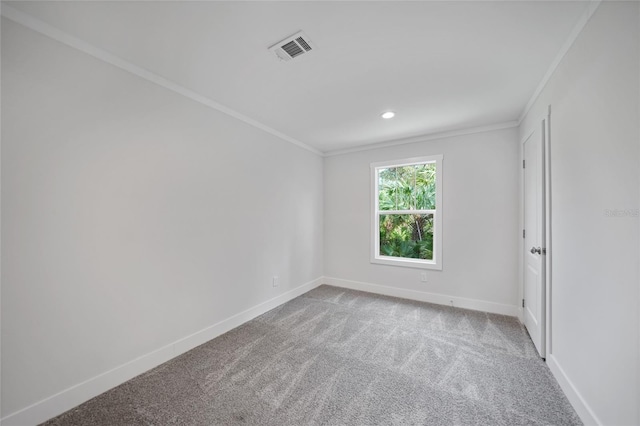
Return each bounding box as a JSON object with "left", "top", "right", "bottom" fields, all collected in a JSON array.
[{"left": 530, "top": 247, "right": 541, "bottom": 254}]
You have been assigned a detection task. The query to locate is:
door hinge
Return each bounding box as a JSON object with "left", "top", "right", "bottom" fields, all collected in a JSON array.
[
  {"left": 522, "top": 299, "right": 525, "bottom": 308},
  {"left": 523, "top": 159, "right": 525, "bottom": 168},
  {"left": 523, "top": 229, "right": 525, "bottom": 238}
]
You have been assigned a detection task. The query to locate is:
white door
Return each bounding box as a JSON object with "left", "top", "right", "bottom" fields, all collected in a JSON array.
[{"left": 523, "top": 119, "right": 546, "bottom": 357}]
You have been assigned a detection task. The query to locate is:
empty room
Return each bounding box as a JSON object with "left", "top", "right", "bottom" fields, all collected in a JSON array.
[{"left": 1, "top": 1, "right": 639, "bottom": 425}]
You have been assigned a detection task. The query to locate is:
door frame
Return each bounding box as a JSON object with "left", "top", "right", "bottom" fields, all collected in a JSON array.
[
  {"left": 543, "top": 106, "right": 552, "bottom": 357},
  {"left": 520, "top": 105, "right": 552, "bottom": 359}
]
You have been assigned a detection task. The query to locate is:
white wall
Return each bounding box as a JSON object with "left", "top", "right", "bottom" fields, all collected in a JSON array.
[
  {"left": 519, "top": 2, "right": 639, "bottom": 424},
  {"left": 324, "top": 127, "right": 520, "bottom": 314},
  {"left": 1, "top": 18, "right": 323, "bottom": 421}
]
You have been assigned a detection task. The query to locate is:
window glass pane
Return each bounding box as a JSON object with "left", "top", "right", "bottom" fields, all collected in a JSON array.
[
  {"left": 378, "top": 163, "right": 436, "bottom": 211},
  {"left": 395, "top": 165, "right": 415, "bottom": 210},
  {"left": 378, "top": 167, "right": 397, "bottom": 210},
  {"left": 414, "top": 163, "right": 436, "bottom": 210},
  {"left": 379, "top": 213, "right": 434, "bottom": 260}
]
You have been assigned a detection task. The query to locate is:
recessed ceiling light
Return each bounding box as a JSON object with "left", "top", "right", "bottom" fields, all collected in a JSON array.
[{"left": 381, "top": 111, "right": 395, "bottom": 119}]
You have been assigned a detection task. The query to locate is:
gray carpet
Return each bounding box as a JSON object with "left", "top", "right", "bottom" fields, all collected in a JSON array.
[{"left": 42, "top": 285, "right": 581, "bottom": 425}]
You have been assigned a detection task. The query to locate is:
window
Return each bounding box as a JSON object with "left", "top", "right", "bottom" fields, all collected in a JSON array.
[{"left": 371, "top": 155, "right": 442, "bottom": 270}]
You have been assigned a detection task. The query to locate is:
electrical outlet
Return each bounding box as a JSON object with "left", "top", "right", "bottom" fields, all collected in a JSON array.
[
  {"left": 420, "top": 272, "right": 427, "bottom": 282},
  {"left": 272, "top": 276, "right": 279, "bottom": 288}
]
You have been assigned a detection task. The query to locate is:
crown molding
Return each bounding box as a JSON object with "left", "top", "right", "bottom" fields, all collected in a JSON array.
[
  {"left": 1, "top": 5, "right": 323, "bottom": 157},
  {"left": 2, "top": 1, "right": 603, "bottom": 159},
  {"left": 323, "top": 121, "right": 519, "bottom": 157},
  {"left": 517, "top": 0, "right": 602, "bottom": 124}
]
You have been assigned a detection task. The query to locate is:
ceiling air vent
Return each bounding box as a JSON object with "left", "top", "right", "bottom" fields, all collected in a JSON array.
[{"left": 269, "top": 31, "right": 315, "bottom": 61}]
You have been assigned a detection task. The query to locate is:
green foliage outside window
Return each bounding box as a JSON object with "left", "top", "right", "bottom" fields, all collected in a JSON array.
[{"left": 378, "top": 164, "right": 436, "bottom": 260}]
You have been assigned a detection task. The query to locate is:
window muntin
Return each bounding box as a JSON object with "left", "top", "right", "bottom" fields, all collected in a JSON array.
[{"left": 371, "top": 155, "right": 442, "bottom": 270}]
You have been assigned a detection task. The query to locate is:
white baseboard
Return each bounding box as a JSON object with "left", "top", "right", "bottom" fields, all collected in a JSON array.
[
  {"left": 323, "top": 277, "right": 519, "bottom": 317},
  {"left": 0, "top": 277, "right": 323, "bottom": 426},
  {"left": 547, "top": 354, "right": 601, "bottom": 425}
]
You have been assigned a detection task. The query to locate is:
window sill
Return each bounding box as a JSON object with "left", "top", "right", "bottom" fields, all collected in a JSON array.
[{"left": 371, "top": 256, "right": 442, "bottom": 270}]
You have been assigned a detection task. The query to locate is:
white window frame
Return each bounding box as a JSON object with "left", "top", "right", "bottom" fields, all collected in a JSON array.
[{"left": 371, "top": 155, "right": 443, "bottom": 270}]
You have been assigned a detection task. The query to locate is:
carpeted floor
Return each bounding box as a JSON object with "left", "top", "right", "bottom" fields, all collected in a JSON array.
[{"left": 42, "top": 285, "right": 581, "bottom": 425}]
